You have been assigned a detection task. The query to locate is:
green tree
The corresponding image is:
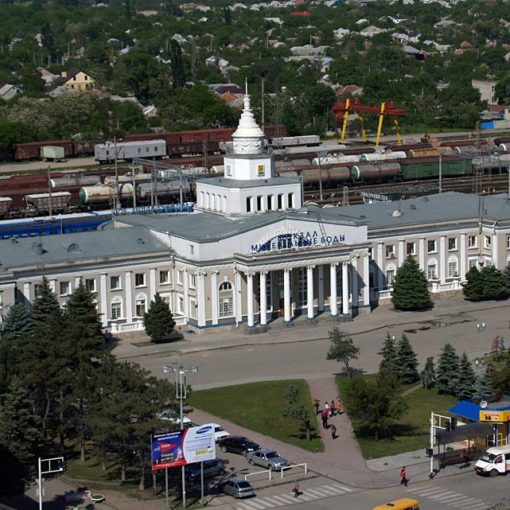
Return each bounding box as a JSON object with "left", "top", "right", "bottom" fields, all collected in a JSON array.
[
  {"left": 391, "top": 256, "right": 432, "bottom": 311},
  {"left": 143, "top": 293, "right": 176, "bottom": 343},
  {"left": 463, "top": 266, "right": 484, "bottom": 301},
  {"left": 281, "top": 383, "right": 314, "bottom": 442},
  {"left": 421, "top": 357, "right": 436, "bottom": 389},
  {"left": 396, "top": 334, "right": 419, "bottom": 384},
  {"left": 480, "top": 266, "right": 508, "bottom": 300},
  {"left": 342, "top": 374, "right": 408, "bottom": 440},
  {"left": 170, "top": 40, "right": 186, "bottom": 89},
  {"left": 436, "top": 343, "right": 460, "bottom": 395},
  {"left": 326, "top": 328, "right": 360, "bottom": 376},
  {"left": 378, "top": 333, "right": 398, "bottom": 377},
  {"left": 456, "top": 353, "right": 477, "bottom": 400}
]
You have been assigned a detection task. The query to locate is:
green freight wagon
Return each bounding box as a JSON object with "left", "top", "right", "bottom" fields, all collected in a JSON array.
[
  {"left": 40, "top": 145, "right": 65, "bottom": 162},
  {"left": 400, "top": 156, "right": 473, "bottom": 180}
]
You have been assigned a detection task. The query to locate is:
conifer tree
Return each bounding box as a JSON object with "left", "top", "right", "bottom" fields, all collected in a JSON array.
[
  {"left": 391, "top": 256, "right": 432, "bottom": 310},
  {"left": 421, "top": 357, "right": 436, "bottom": 389},
  {"left": 1, "top": 303, "right": 33, "bottom": 342},
  {"left": 480, "top": 266, "right": 508, "bottom": 299},
  {"left": 456, "top": 353, "right": 477, "bottom": 400},
  {"left": 436, "top": 343, "right": 460, "bottom": 395},
  {"left": 379, "top": 333, "right": 398, "bottom": 377},
  {"left": 144, "top": 293, "right": 176, "bottom": 342},
  {"left": 463, "top": 266, "right": 483, "bottom": 301},
  {"left": 30, "top": 276, "right": 62, "bottom": 332},
  {"left": 396, "top": 334, "right": 419, "bottom": 384}
]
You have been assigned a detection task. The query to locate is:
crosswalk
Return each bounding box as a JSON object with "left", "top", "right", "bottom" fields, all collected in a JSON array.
[
  {"left": 406, "top": 484, "right": 488, "bottom": 510},
  {"left": 233, "top": 483, "right": 355, "bottom": 509}
]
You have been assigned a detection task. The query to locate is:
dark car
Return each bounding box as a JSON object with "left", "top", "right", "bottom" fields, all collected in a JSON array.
[
  {"left": 218, "top": 436, "right": 260, "bottom": 456},
  {"left": 185, "top": 459, "right": 225, "bottom": 482}
]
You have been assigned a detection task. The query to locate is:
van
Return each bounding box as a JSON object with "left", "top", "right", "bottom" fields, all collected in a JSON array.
[
  {"left": 372, "top": 498, "right": 420, "bottom": 510},
  {"left": 475, "top": 445, "right": 510, "bottom": 476}
]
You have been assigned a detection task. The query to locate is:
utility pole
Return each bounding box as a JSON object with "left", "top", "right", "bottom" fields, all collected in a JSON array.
[
  {"left": 114, "top": 137, "right": 119, "bottom": 210},
  {"left": 438, "top": 152, "right": 442, "bottom": 194},
  {"left": 261, "top": 74, "right": 265, "bottom": 132},
  {"left": 48, "top": 165, "right": 53, "bottom": 216}
]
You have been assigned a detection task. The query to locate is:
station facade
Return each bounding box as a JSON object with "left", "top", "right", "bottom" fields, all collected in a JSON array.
[{"left": 2, "top": 95, "right": 510, "bottom": 333}]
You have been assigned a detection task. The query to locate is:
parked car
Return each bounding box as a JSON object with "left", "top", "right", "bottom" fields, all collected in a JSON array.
[
  {"left": 185, "top": 459, "right": 225, "bottom": 482},
  {"left": 221, "top": 477, "right": 256, "bottom": 499},
  {"left": 246, "top": 448, "right": 291, "bottom": 471},
  {"left": 218, "top": 436, "right": 260, "bottom": 456},
  {"left": 210, "top": 423, "right": 230, "bottom": 442}
]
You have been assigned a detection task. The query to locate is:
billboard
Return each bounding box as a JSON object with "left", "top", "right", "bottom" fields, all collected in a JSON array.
[{"left": 151, "top": 424, "right": 216, "bottom": 470}]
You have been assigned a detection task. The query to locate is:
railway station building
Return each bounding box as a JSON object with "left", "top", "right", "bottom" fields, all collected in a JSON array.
[{"left": 2, "top": 95, "right": 510, "bottom": 333}]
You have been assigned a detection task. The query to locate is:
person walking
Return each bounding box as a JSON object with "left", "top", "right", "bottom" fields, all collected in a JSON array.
[
  {"left": 293, "top": 481, "right": 301, "bottom": 498},
  {"left": 313, "top": 398, "right": 320, "bottom": 415},
  {"left": 335, "top": 399, "right": 342, "bottom": 415},
  {"left": 400, "top": 466, "right": 408, "bottom": 487},
  {"left": 331, "top": 424, "right": 337, "bottom": 439},
  {"left": 330, "top": 400, "right": 336, "bottom": 416},
  {"left": 321, "top": 410, "right": 329, "bottom": 429}
]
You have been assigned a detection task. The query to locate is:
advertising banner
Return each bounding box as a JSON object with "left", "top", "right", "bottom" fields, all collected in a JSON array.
[
  {"left": 151, "top": 424, "right": 216, "bottom": 471},
  {"left": 479, "top": 410, "right": 510, "bottom": 422}
]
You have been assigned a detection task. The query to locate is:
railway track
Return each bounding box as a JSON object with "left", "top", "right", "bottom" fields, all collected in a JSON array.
[{"left": 305, "top": 173, "right": 510, "bottom": 206}]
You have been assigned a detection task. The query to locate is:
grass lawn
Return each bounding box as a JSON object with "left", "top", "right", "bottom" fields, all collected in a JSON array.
[
  {"left": 337, "top": 376, "right": 458, "bottom": 459},
  {"left": 188, "top": 380, "right": 324, "bottom": 452}
]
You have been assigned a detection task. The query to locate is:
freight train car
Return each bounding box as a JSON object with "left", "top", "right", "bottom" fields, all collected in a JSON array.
[
  {"left": 25, "top": 191, "right": 72, "bottom": 213},
  {"left": 15, "top": 140, "right": 74, "bottom": 161},
  {"left": 94, "top": 140, "right": 166, "bottom": 163},
  {"left": 399, "top": 156, "right": 473, "bottom": 180}
]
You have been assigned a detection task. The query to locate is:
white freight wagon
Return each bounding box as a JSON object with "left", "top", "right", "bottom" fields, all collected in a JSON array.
[{"left": 94, "top": 140, "right": 166, "bottom": 163}]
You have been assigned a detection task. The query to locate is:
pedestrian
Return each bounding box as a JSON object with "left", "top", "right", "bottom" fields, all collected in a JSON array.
[
  {"left": 293, "top": 481, "right": 300, "bottom": 497},
  {"left": 321, "top": 410, "right": 329, "bottom": 429},
  {"left": 335, "top": 399, "right": 342, "bottom": 415},
  {"left": 313, "top": 398, "right": 320, "bottom": 415},
  {"left": 330, "top": 400, "right": 336, "bottom": 415},
  {"left": 400, "top": 466, "right": 408, "bottom": 487},
  {"left": 331, "top": 424, "right": 337, "bottom": 439}
]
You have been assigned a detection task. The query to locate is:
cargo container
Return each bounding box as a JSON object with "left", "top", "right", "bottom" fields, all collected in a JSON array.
[
  {"left": 40, "top": 145, "right": 65, "bottom": 162},
  {"left": 15, "top": 140, "right": 73, "bottom": 161},
  {"left": 25, "top": 192, "right": 72, "bottom": 212}
]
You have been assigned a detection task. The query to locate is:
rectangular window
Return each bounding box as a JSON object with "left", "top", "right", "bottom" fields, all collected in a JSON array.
[
  {"left": 484, "top": 235, "right": 492, "bottom": 248},
  {"left": 177, "top": 271, "right": 183, "bottom": 285},
  {"left": 448, "top": 261, "right": 458, "bottom": 278},
  {"left": 448, "top": 238, "right": 457, "bottom": 251},
  {"left": 110, "top": 276, "right": 121, "bottom": 290},
  {"left": 468, "top": 258, "right": 478, "bottom": 269},
  {"left": 189, "top": 273, "right": 196, "bottom": 289},
  {"left": 428, "top": 240, "right": 437, "bottom": 253},
  {"left": 59, "top": 281, "right": 70, "bottom": 296},
  {"left": 159, "top": 271, "right": 171, "bottom": 285},
  {"left": 34, "top": 284, "right": 42, "bottom": 297},
  {"left": 277, "top": 194, "right": 284, "bottom": 210},
  {"left": 386, "top": 245, "right": 395, "bottom": 258},
  {"left": 288, "top": 193, "right": 294, "bottom": 208},
  {"left": 135, "top": 273, "right": 146, "bottom": 287},
  {"left": 406, "top": 242, "right": 415, "bottom": 256},
  {"left": 189, "top": 298, "right": 197, "bottom": 319},
  {"left": 85, "top": 278, "right": 96, "bottom": 292},
  {"left": 427, "top": 264, "right": 437, "bottom": 280},
  {"left": 190, "top": 244, "right": 194, "bottom": 255},
  {"left": 219, "top": 296, "right": 233, "bottom": 317},
  {"left": 507, "top": 235, "right": 510, "bottom": 249},
  {"left": 246, "top": 197, "right": 252, "bottom": 213},
  {"left": 111, "top": 301, "right": 122, "bottom": 320},
  {"left": 0, "top": 292, "right": 3, "bottom": 308},
  {"left": 256, "top": 195, "right": 262, "bottom": 211},
  {"left": 135, "top": 298, "right": 146, "bottom": 317},
  {"left": 386, "top": 269, "right": 395, "bottom": 286},
  {"left": 468, "top": 235, "right": 477, "bottom": 248},
  {"left": 177, "top": 295, "right": 184, "bottom": 314}
]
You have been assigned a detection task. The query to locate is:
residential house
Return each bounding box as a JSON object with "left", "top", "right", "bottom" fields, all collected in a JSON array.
[
  {"left": 472, "top": 79, "right": 498, "bottom": 105},
  {"left": 37, "top": 67, "right": 60, "bottom": 89},
  {"left": 61, "top": 69, "right": 95, "bottom": 92},
  {"left": 290, "top": 45, "right": 329, "bottom": 57},
  {"left": 359, "top": 25, "right": 388, "bottom": 38},
  {"left": 333, "top": 28, "right": 351, "bottom": 40}
]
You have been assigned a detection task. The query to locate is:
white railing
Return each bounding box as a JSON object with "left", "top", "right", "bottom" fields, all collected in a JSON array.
[
  {"left": 378, "top": 289, "right": 392, "bottom": 300},
  {"left": 244, "top": 468, "right": 272, "bottom": 481},
  {"left": 280, "top": 463, "right": 307, "bottom": 478}
]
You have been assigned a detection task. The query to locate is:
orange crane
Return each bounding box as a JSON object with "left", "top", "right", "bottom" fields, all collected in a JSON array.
[{"left": 331, "top": 98, "right": 406, "bottom": 146}]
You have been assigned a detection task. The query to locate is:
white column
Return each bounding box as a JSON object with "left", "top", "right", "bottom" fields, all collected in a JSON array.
[
  {"left": 398, "top": 240, "right": 405, "bottom": 266},
  {"left": 211, "top": 271, "right": 219, "bottom": 325},
  {"left": 235, "top": 270, "right": 242, "bottom": 324},
  {"left": 247, "top": 272, "right": 255, "bottom": 327},
  {"left": 419, "top": 238, "right": 425, "bottom": 271},
  {"left": 351, "top": 257, "right": 359, "bottom": 308},
  {"left": 125, "top": 271, "right": 133, "bottom": 324},
  {"left": 330, "top": 263, "right": 338, "bottom": 316},
  {"left": 318, "top": 265, "right": 324, "bottom": 312},
  {"left": 23, "top": 282, "right": 31, "bottom": 304},
  {"left": 283, "top": 268, "right": 291, "bottom": 322},
  {"left": 260, "top": 271, "right": 267, "bottom": 326},
  {"left": 49, "top": 279, "right": 56, "bottom": 293},
  {"left": 377, "top": 242, "right": 384, "bottom": 290},
  {"left": 74, "top": 276, "right": 81, "bottom": 288},
  {"left": 492, "top": 232, "right": 499, "bottom": 268},
  {"left": 460, "top": 233, "right": 467, "bottom": 280},
  {"left": 307, "top": 265, "right": 314, "bottom": 320},
  {"left": 342, "top": 262, "right": 349, "bottom": 315},
  {"left": 197, "top": 272, "right": 206, "bottom": 327},
  {"left": 362, "top": 253, "right": 370, "bottom": 307},
  {"left": 149, "top": 268, "right": 157, "bottom": 302},
  {"left": 183, "top": 269, "right": 189, "bottom": 321},
  {"left": 100, "top": 273, "right": 108, "bottom": 327},
  {"left": 440, "top": 235, "right": 446, "bottom": 285}
]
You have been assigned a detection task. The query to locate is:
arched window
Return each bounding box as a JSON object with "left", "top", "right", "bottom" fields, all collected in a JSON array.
[
  {"left": 447, "top": 255, "right": 459, "bottom": 278},
  {"left": 135, "top": 292, "right": 147, "bottom": 317},
  {"left": 219, "top": 281, "right": 233, "bottom": 317},
  {"left": 427, "top": 257, "right": 438, "bottom": 280},
  {"left": 111, "top": 295, "right": 123, "bottom": 320},
  {"left": 385, "top": 263, "right": 397, "bottom": 287}
]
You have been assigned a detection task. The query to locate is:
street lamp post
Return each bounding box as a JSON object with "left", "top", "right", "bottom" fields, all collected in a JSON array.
[
  {"left": 163, "top": 364, "right": 199, "bottom": 510},
  {"left": 476, "top": 321, "right": 486, "bottom": 358},
  {"left": 317, "top": 151, "right": 324, "bottom": 202},
  {"left": 37, "top": 456, "right": 65, "bottom": 510}
]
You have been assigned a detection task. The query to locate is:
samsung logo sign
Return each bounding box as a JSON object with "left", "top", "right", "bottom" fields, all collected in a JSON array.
[{"left": 197, "top": 426, "right": 213, "bottom": 434}]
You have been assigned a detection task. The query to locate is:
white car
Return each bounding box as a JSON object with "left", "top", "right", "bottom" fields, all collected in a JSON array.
[
  {"left": 210, "top": 423, "right": 230, "bottom": 442},
  {"left": 156, "top": 410, "right": 192, "bottom": 427}
]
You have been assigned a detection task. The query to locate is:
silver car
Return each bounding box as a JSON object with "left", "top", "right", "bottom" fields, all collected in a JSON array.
[
  {"left": 246, "top": 448, "right": 291, "bottom": 471},
  {"left": 222, "top": 477, "right": 255, "bottom": 499}
]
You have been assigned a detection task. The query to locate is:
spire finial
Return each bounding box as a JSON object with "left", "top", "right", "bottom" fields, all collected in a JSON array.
[{"left": 245, "top": 78, "right": 248, "bottom": 95}]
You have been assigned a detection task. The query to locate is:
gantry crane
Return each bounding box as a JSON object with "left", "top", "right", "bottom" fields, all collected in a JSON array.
[{"left": 331, "top": 98, "right": 406, "bottom": 146}]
